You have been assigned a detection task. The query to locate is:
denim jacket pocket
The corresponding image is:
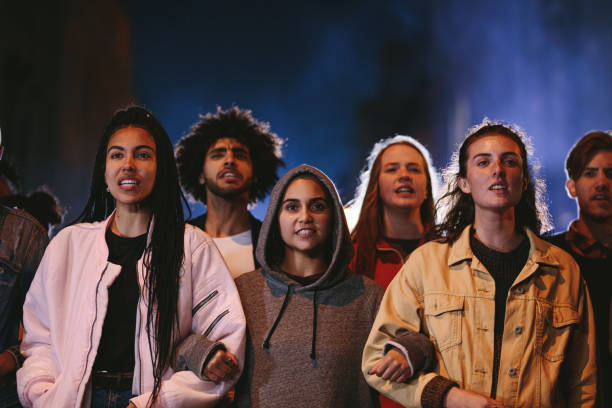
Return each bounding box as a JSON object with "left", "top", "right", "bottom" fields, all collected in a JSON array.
[
  {"left": 424, "top": 294, "right": 464, "bottom": 351},
  {"left": 537, "top": 301, "right": 579, "bottom": 362}
]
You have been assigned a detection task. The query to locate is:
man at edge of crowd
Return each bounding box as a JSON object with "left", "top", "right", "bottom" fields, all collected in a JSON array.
[
  {"left": 547, "top": 130, "right": 612, "bottom": 407},
  {"left": 0, "top": 128, "right": 48, "bottom": 408}
]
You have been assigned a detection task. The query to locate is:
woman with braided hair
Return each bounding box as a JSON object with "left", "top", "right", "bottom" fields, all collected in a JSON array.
[{"left": 17, "top": 106, "right": 246, "bottom": 407}]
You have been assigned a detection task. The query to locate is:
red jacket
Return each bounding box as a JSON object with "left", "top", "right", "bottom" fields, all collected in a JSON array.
[
  {"left": 351, "top": 236, "right": 426, "bottom": 408},
  {"left": 350, "top": 236, "right": 427, "bottom": 289}
]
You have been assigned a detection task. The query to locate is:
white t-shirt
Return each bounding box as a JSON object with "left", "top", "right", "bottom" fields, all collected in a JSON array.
[{"left": 212, "top": 230, "right": 255, "bottom": 279}]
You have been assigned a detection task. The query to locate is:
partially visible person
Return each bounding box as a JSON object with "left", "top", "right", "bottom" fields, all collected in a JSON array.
[
  {"left": 363, "top": 121, "right": 597, "bottom": 407},
  {"left": 0, "top": 160, "right": 20, "bottom": 197},
  {"left": 346, "top": 135, "right": 439, "bottom": 288},
  {"left": 547, "top": 130, "right": 611, "bottom": 407},
  {"left": 17, "top": 106, "right": 246, "bottom": 408},
  {"left": 176, "top": 106, "right": 284, "bottom": 278},
  {"left": 0, "top": 138, "right": 63, "bottom": 235},
  {"left": 0, "top": 187, "right": 65, "bottom": 236},
  {"left": 346, "top": 135, "right": 439, "bottom": 408},
  {"left": 0, "top": 128, "right": 48, "bottom": 408}
]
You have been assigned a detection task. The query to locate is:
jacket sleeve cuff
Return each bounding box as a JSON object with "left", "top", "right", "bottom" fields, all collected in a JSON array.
[
  {"left": 4, "top": 345, "right": 24, "bottom": 369},
  {"left": 383, "top": 341, "right": 415, "bottom": 377},
  {"left": 384, "top": 329, "right": 435, "bottom": 374},
  {"left": 421, "top": 375, "right": 458, "bottom": 408},
  {"left": 172, "top": 334, "right": 226, "bottom": 380},
  {"left": 130, "top": 392, "right": 150, "bottom": 408},
  {"left": 22, "top": 377, "right": 54, "bottom": 407}
]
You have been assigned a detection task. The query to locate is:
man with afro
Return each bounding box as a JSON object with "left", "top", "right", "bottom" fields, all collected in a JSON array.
[{"left": 176, "top": 106, "right": 283, "bottom": 278}]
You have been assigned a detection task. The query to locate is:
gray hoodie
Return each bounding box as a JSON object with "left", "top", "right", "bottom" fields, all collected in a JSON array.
[{"left": 233, "top": 164, "right": 383, "bottom": 408}]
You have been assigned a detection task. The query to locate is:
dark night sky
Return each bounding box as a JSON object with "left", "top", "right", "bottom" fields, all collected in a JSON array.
[
  {"left": 122, "top": 0, "right": 612, "bottom": 227},
  {"left": 123, "top": 0, "right": 402, "bottom": 218}
]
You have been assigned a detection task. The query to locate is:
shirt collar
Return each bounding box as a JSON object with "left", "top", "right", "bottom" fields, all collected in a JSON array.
[{"left": 565, "top": 218, "right": 610, "bottom": 259}]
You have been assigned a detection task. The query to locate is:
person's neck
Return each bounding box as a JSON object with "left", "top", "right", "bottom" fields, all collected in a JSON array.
[
  {"left": 205, "top": 194, "right": 251, "bottom": 237},
  {"left": 580, "top": 212, "right": 612, "bottom": 248},
  {"left": 112, "top": 204, "right": 151, "bottom": 237},
  {"left": 280, "top": 248, "right": 328, "bottom": 278},
  {"left": 472, "top": 208, "right": 523, "bottom": 252},
  {"left": 382, "top": 206, "right": 424, "bottom": 240}
]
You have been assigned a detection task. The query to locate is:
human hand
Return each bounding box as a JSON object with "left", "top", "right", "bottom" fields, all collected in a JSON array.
[
  {"left": 0, "top": 351, "right": 17, "bottom": 378},
  {"left": 368, "top": 348, "right": 413, "bottom": 383},
  {"left": 126, "top": 403, "right": 136, "bottom": 408},
  {"left": 444, "top": 387, "right": 505, "bottom": 408},
  {"left": 203, "top": 350, "right": 238, "bottom": 384}
]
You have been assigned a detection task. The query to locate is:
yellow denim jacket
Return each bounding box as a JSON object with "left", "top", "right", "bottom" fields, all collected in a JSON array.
[{"left": 362, "top": 226, "right": 597, "bottom": 408}]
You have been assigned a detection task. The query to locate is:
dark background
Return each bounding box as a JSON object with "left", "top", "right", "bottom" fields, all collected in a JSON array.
[{"left": 1, "top": 0, "right": 611, "bottom": 231}]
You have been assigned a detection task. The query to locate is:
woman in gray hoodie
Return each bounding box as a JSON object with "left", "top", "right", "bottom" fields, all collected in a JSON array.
[{"left": 233, "top": 164, "right": 384, "bottom": 407}]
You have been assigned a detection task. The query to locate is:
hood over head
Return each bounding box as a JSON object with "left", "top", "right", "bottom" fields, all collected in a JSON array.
[{"left": 256, "top": 164, "right": 354, "bottom": 290}]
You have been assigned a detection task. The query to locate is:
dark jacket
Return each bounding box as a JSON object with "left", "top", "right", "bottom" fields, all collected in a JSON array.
[
  {"left": 188, "top": 212, "right": 262, "bottom": 268},
  {"left": 0, "top": 206, "right": 48, "bottom": 407},
  {"left": 233, "top": 165, "right": 383, "bottom": 408},
  {"left": 547, "top": 230, "right": 610, "bottom": 407}
]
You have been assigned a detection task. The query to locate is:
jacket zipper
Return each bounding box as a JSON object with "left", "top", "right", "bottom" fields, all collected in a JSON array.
[
  {"left": 192, "top": 290, "right": 219, "bottom": 316},
  {"left": 204, "top": 309, "right": 230, "bottom": 337},
  {"left": 76, "top": 263, "right": 109, "bottom": 404}
]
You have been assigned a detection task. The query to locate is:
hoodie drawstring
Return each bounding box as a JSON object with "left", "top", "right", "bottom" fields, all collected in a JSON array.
[
  {"left": 262, "top": 284, "right": 320, "bottom": 367},
  {"left": 310, "top": 289, "right": 319, "bottom": 366},
  {"left": 263, "top": 284, "right": 294, "bottom": 350}
]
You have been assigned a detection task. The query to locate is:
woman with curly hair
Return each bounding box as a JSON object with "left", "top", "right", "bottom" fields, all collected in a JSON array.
[
  {"left": 17, "top": 106, "right": 246, "bottom": 407},
  {"left": 363, "top": 121, "right": 597, "bottom": 407}
]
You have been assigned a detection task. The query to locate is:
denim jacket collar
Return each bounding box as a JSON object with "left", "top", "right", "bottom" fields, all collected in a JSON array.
[{"left": 447, "top": 225, "right": 560, "bottom": 281}]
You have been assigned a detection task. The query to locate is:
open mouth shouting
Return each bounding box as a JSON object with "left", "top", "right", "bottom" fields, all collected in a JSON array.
[
  {"left": 219, "top": 169, "right": 242, "bottom": 183},
  {"left": 395, "top": 185, "right": 415, "bottom": 195},
  {"left": 118, "top": 178, "right": 140, "bottom": 190},
  {"left": 489, "top": 182, "right": 508, "bottom": 193},
  {"left": 591, "top": 193, "right": 611, "bottom": 203}
]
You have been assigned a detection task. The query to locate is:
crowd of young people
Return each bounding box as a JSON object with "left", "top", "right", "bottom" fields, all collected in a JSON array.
[{"left": 1, "top": 104, "right": 608, "bottom": 407}]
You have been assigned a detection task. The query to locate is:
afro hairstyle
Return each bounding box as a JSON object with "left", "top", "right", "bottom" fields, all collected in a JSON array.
[{"left": 176, "top": 106, "right": 284, "bottom": 205}]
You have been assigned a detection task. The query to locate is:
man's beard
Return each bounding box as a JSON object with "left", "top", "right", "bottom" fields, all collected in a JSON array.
[
  {"left": 581, "top": 208, "right": 612, "bottom": 224},
  {"left": 206, "top": 176, "right": 252, "bottom": 200}
]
